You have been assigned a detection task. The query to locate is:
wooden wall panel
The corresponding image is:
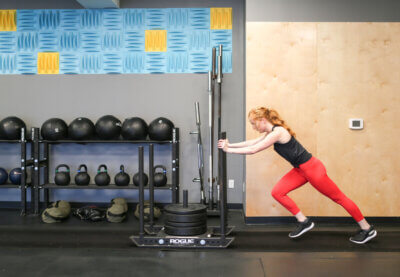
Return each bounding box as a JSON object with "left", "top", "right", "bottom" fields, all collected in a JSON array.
[{"left": 246, "top": 22, "right": 400, "bottom": 217}]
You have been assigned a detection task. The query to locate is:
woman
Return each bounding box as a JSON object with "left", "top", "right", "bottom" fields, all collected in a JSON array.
[{"left": 218, "top": 107, "right": 377, "bottom": 244}]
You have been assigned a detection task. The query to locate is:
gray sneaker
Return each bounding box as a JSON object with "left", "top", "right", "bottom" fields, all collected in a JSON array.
[
  {"left": 289, "top": 218, "right": 315, "bottom": 238},
  {"left": 349, "top": 226, "right": 377, "bottom": 244}
]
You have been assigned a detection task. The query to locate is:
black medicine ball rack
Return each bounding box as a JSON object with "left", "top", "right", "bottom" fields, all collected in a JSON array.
[
  {"left": 0, "top": 128, "right": 32, "bottom": 215},
  {"left": 30, "top": 128, "right": 180, "bottom": 215}
]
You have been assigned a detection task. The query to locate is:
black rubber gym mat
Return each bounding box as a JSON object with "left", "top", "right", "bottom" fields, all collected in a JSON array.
[
  {"left": 0, "top": 248, "right": 398, "bottom": 277},
  {"left": 229, "top": 230, "right": 400, "bottom": 252},
  {"left": 0, "top": 226, "right": 398, "bottom": 252},
  {"left": 0, "top": 210, "right": 398, "bottom": 252}
]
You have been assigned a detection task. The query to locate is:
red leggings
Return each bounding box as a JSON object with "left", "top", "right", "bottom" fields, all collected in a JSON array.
[{"left": 271, "top": 157, "right": 364, "bottom": 222}]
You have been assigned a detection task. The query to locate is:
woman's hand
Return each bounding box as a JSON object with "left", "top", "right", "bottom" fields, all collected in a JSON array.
[{"left": 218, "top": 139, "right": 229, "bottom": 152}]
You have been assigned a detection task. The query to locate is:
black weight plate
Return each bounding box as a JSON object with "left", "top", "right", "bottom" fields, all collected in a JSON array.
[
  {"left": 164, "top": 203, "right": 207, "bottom": 215},
  {"left": 165, "top": 220, "right": 207, "bottom": 228},
  {"left": 164, "top": 212, "right": 207, "bottom": 223},
  {"left": 164, "top": 225, "right": 207, "bottom": 236}
]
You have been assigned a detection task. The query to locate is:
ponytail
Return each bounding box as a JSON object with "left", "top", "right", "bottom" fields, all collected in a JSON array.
[{"left": 248, "top": 107, "right": 296, "bottom": 137}]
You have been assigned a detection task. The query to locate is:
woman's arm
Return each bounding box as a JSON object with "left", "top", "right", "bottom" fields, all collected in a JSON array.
[
  {"left": 227, "top": 133, "right": 267, "bottom": 148},
  {"left": 219, "top": 130, "right": 281, "bottom": 155}
]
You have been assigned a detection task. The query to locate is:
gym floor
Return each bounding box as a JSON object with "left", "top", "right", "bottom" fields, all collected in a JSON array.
[{"left": 0, "top": 209, "right": 399, "bottom": 276}]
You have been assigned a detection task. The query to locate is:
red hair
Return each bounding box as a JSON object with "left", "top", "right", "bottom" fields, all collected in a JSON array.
[{"left": 248, "top": 107, "right": 296, "bottom": 137}]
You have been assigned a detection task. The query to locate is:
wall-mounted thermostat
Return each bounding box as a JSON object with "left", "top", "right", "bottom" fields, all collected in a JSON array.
[{"left": 349, "top": 118, "right": 364, "bottom": 130}]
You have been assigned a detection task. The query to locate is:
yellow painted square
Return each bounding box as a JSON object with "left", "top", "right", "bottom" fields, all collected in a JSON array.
[
  {"left": 37, "top": 52, "right": 59, "bottom": 74},
  {"left": 0, "top": 10, "right": 17, "bottom": 31},
  {"left": 210, "top": 8, "right": 232, "bottom": 30},
  {"left": 145, "top": 30, "right": 167, "bottom": 52}
]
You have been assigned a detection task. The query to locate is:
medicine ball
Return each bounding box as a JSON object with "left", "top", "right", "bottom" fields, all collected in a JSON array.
[
  {"left": 41, "top": 118, "right": 68, "bottom": 141},
  {"left": 0, "top": 168, "right": 8, "bottom": 185},
  {"left": 148, "top": 117, "right": 174, "bottom": 141},
  {"left": 121, "top": 117, "right": 148, "bottom": 140},
  {"left": 95, "top": 115, "right": 122, "bottom": 140},
  {"left": 0, "top": 116, "right": 26, "bottom": 140},
  {"left": 9, "top": 168, "right": 22, "bottom": 185},
  {"left": 68, "top": 117, "right": 95, "bottom": 140}
]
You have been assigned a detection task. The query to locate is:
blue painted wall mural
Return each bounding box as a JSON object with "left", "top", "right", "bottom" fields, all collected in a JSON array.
[{"left": 0, "top": 8, "right": 232, "bottom": 74}]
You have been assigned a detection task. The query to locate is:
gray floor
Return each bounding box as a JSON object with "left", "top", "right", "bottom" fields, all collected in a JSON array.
[
  {"left": 0, "top": 248, "right": 399, "bottom": 277},
  {"left": 0, "top": 209, "right": 399, "bottom": 276}
]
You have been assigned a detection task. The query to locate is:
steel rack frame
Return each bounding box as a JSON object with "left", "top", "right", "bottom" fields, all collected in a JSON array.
[
  {"left": 31, "top": 128, "right": 180, "bottom": 215},
  {"left": 0, "top": 127, "right": 33, "bottom": 215}
]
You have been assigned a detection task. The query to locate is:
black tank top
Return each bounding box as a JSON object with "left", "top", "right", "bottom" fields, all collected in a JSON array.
[{"left": 272, "top": 126, "right": 312, "bottom": 168}]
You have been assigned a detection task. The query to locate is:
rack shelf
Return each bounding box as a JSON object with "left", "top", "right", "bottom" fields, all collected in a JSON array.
[
  {"left": 40, "top": 139, "right": 172, "bottom": 144},
  {"left": 0, "top": 183, "right": 30, "bottom": 189},
  {"left": 32, "top": 128, "right": 180, "bottom": 215},
  {"left": 0, "top": 139, "right": 23, "bottom": 143},
  {"left": 41, "top": 184, "right": 173, "bottom": 190}
]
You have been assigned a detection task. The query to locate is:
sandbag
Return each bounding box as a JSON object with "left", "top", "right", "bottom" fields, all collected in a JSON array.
[
  {"left": 41, "top": 207, "right": 66, "bottom": 223},
  {"left": 110, "top": 198, "right": 128, "bottom": 212},
  {"left": 106, "top": 204, "right": 127, "bottom": 223},
  {"left": 51, "top": 200, "right": 71, "bottom": 218},
  {"left": 41, "top": 200, "right": 71, "bottom": 224},
  {"left": 134, "top": 201, "right": 162, "bottom": 222}
]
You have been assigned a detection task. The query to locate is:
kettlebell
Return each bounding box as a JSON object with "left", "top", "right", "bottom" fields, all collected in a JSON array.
[
  {"left": 75, "top": 164, "right": 90, "bottom": 186},
  {"left": 114, "top": 165, "right": 130, "bottom": 186},
  {"left": 54, "top": 164, "right": 70, "bottom": 186},
  {"left": 95, "top": 164, "right": 110, "bottom": 186},
  {"left": 154, "top": 165, "right": 167, "bottom": 187},
  {"left": 133, "top": 172, "right": 149, "bottom": 187}
]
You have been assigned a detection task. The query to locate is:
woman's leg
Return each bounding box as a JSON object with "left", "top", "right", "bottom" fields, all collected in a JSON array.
[
  {"left": 300, "top": 157, "right": 367, "bottom": 227},
  {"left": 299, "top": 157, "right": 377, "bottom": 244},
  {"left": 271, "top": 168, "right": 308, "bottom": 219},
  {"left": 272, "top": 168, "right": 316, "bottom": 238}
]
